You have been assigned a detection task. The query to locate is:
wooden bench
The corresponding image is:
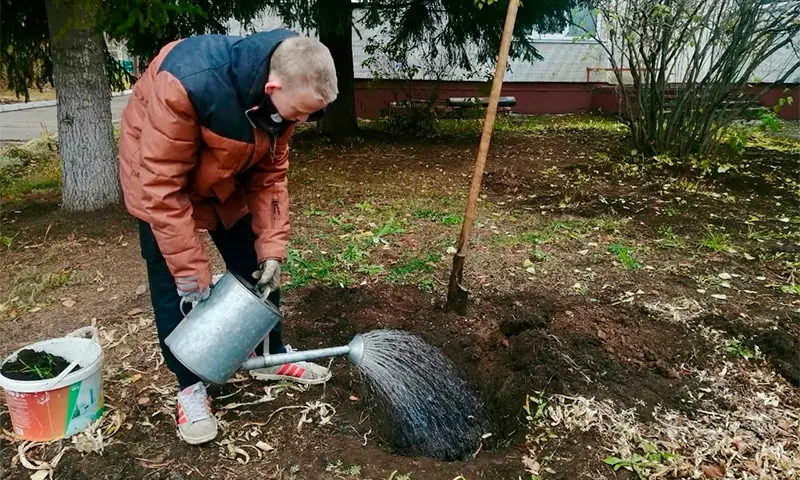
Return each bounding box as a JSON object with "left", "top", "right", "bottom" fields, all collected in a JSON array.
[
  {"left": 384, "top": 96, "right": 518, "bottom": 119},
  {"left": 445, "top": 96, "right": 517, "bottom": 108}
]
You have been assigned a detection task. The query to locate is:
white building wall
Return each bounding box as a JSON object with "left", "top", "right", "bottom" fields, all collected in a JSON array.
[
  {"left": 227, "top": 10, "right": 797, "bottom": 85},
  {"left": 226, "top": 11, "right": 610, "bottom": 83}
]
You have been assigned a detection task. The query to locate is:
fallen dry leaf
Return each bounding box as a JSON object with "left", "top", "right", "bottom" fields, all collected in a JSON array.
[
  {"left": 732, "top": 437, "right": 749, "bottom": 453},
  {"left": 137, "top": 396, "right": 151, "bottom": 406},
  {"left": 135, "top": 285, "right": 147, "bottom": 295},
  {"left": 522, "top": 455, "right": 540, "bottom": 475},
  {"left": 121, "top": 374, "right": 142, "bottom": 385},
  {"left": 701, "top": 464, "right": 725, "bottom": 479},
  {"left": 126, "top": 308, "right": 144, "bottom": 316},
  {"left": 62, "top": 299, "right": 76, "bottom": 308},
  {"left": 255, "top": 441, "right": 274, "bottom": 452},
  {"left": 349, "top": 395, "right": 360, "bottom": 402},
  {"left": 30, "top": 471, "right": 49, "bottom": 480}
]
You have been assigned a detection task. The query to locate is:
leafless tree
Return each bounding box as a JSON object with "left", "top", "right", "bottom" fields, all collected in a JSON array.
[{"left": 575, "top": 0, "right": 800, "bottom": 156}]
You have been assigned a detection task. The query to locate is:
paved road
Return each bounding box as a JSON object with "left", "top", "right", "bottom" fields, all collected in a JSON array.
[{"left": 0, "top": 95, "right": 131, "bottom": 146}]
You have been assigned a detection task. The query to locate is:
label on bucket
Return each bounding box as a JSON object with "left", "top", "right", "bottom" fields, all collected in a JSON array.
[{"left": 4, "top": 374, "right": 104, "bottom": 441}]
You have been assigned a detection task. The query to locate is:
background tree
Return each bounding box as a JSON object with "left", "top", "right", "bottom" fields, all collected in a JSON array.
[
  {"left": 1, "top": 0, "right": 270, "bottom": 211},
  {"left": 262, "top": 0, "right": 574, "bottom": 136},
  {"left": 45, "top": 0, "right": 120, "bottom": 211},
  {"left": 575, "top": 0, "right": 800, "bottom": 156},
  {"left": 1, "top": 0, "right": 576, "bottom": 210}
]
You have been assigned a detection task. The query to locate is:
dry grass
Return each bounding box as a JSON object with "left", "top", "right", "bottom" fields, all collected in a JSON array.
[
  {"left": 522, "top": 299, "right": 800, "bottom": 480},
  {"left": 0, "top": 116, "right": 799, "bottom": 479},
  {"left": 0, "top": 87, "right": 56, "bottom": 104}
]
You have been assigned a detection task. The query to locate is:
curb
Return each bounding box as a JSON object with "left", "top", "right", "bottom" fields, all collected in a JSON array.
[{"left": 0, "top": 90, "right": 132, "bottom": 113}]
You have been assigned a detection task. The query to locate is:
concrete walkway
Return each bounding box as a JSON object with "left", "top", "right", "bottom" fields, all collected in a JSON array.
[{"left": 0, "top": 95, "right": 131, "bottom": 147}]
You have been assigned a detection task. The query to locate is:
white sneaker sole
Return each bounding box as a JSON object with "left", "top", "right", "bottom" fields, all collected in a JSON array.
[
  {"left": 249, "top": 371, "right": 332, "bottom": 385},
  {"left": 178, "top": 428, "right": 218, "bottom": 445}
]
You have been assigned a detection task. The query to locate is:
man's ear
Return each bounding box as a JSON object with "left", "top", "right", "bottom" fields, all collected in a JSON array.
[{"left": 265, "top": 79, "right": 281, "bottom": 95}]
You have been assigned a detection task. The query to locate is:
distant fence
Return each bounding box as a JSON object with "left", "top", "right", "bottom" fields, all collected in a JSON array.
[{"left": 353, "top": 79, "right": 800, "bottom": 120}]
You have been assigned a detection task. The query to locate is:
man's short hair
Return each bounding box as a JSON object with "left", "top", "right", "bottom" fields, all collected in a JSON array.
[{"left": 271, "top": 36, "right": 338, "bottom": 104}]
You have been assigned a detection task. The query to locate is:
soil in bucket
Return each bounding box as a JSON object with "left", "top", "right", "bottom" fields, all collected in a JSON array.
[{"left": 0, "top": 349, "right": 82, "bottom": 381}]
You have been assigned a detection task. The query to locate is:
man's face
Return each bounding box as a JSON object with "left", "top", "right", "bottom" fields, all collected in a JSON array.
[{"left": 265, "top": 80, "right": 328, "bottom": 122}]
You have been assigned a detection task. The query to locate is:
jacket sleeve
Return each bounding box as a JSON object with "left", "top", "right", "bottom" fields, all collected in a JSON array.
[
  {"left": 245, "top": 125, "right": 296, "bottom": 263},
  {"left": 139, "top": 70, "right": 212, "bottom": 289}
]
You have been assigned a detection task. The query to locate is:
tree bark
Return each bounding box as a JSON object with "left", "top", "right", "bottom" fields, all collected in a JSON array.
[
  {"left": 316, "top": 0, "right": 359, "bottom": 136},
  {"left": 45, "top": 0, "right": 120, "bottom": 211}
]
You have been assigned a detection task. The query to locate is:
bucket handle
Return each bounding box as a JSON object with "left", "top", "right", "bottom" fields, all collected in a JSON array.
[{"left": 41, "top": 326, "right": 99, "bottom": 391}]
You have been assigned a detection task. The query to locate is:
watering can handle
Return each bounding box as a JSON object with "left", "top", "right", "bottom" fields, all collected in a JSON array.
[
  {"left": 41, "top": 326, "right": 99, "bottom": 391},
  {"left": 179, "top": 297, "right": 192, "bottom": 317},
  {"left": 178, "top": 278, "right": 271, "bottom": 317},
  {"left": 258, "top": 286, "right": 272, "bottom": 302}
]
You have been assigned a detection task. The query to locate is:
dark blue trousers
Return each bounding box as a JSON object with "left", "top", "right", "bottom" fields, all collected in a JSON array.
[{"left": 138, "top": 215, "right": 285, "bottom": 389}]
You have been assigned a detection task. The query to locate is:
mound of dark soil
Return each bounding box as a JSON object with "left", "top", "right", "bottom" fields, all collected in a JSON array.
[
  {"left": 701, "top": 312, "right": 800, "bottom": 387},
  {"left": 285, "top": 284, "right": 713, "bottom": 448},
  {"left": 1, "top": 349, "right": 80, "bottom": 381}
]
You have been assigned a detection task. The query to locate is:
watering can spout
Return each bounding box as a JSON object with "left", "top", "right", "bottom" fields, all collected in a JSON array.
[
  {"left": 240, "top": 334, "right": 366, "bottom": 371},
  {"left": 347, "top": 334, "right": 365, "bottom": 367}
]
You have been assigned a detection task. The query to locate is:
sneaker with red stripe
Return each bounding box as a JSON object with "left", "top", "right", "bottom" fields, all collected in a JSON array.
[
  {"left": 176, "top": 382, "right": 217, "bottom": 445},
  {"left": 247, "top": 345, "right": 332, "bottom": 385},
  {"left": 249, "top": 360, "right": 331, "bottom": 385}
]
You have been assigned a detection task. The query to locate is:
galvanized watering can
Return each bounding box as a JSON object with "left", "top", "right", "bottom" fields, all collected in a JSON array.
[
  {"left": 164, "top": 271, "right": 283, "bottom": 384},
  {"left": 165, "top": 270, "right": 365, "bottom": 385}
]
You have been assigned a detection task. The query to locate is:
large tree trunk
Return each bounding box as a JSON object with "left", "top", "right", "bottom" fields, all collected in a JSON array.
[
  {"left": 316, "top": 0, "right": 358, "bottom": 136},
  {"left": 46, "top": 0, "right": 120, "bottom": 211}
]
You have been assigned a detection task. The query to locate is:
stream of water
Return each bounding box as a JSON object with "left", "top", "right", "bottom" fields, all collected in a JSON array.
[{"left": 356, "top": 329, "right": 489, "bottom": 461}]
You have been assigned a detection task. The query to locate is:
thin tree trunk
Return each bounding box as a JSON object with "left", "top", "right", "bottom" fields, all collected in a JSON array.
[
  {"left": 46, "top": 0, "right": 120, "bottom": 211},
  {"left": 316, "top": 0, "right": 359, "bottom": 136}
]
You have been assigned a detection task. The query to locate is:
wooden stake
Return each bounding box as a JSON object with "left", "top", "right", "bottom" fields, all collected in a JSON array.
[{"left": 446, "top": 0, "right": 521, "bottom": 314}]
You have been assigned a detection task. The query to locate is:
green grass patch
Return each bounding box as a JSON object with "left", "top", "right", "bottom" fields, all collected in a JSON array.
[
  {"left": 365, "top": 218, "right": 406, "bottom": 245},
  {"left": 492, "top": 217, "right": 624, "bottom": 247},
  {"left": 0, "top": 231, "right": 20, "bottom": 250},
  {"left": 387, "top": 253, "right": 441, "bottom": 291},
  {"left": 9, "top": 268, "right": 96, "bottom": 304},
  {"left": 725, "top": 339, "right": 755, "bottom": 360},
  {"left": 325, "top": 460, "right": 362, "bottom": 477},
  {"left": 0, "top": 136, "right": 61, "bottom": 200},
  {"left": 302, "top": 205, "right": 328, "bottom": 217},
  {"left": 493, "top": 115, "right": 629, "bottom": 135},
  {"left": 608, "top": 243, "right": 643, "bottom": 269},
  {"left": 412, "top": 208, "right": 463, "bottom": 226},
  {"left": 721, "top": 125, "right": 800, "bottom": 154},
  {"left": 780, "top": 284, "right": 800, "bottom": 295},
  {"left": 604, "top": 441, "right": 679, "bottom": 479},
  {"left": 354, "top": 200, "right": 375, "bottom": 213},
  {"left": 699, "top": 226, "right": 735, "bottom": 253},
  {"left": 492, "top": 231, "right": 547, "bottom": 247},
  {"left": 657, "top": 226, "right": 684, "bottom": 249},
  {"left": 282, "top": 248, "right": 350, "bottom": 290}
]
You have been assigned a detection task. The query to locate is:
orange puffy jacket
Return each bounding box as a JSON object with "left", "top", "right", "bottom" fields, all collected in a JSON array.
[{"left": 119, "top": 30, "right": 299, "bottom": 291}]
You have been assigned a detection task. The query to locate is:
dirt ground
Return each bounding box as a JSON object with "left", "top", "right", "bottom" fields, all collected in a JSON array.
[{"left": 1, "top": 117, "right": 799, "bottom": 479}]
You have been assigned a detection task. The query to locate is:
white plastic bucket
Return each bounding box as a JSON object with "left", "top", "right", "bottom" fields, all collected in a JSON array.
[{"left": 0, "top": 326, "right": 104, "bottom": 441}]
